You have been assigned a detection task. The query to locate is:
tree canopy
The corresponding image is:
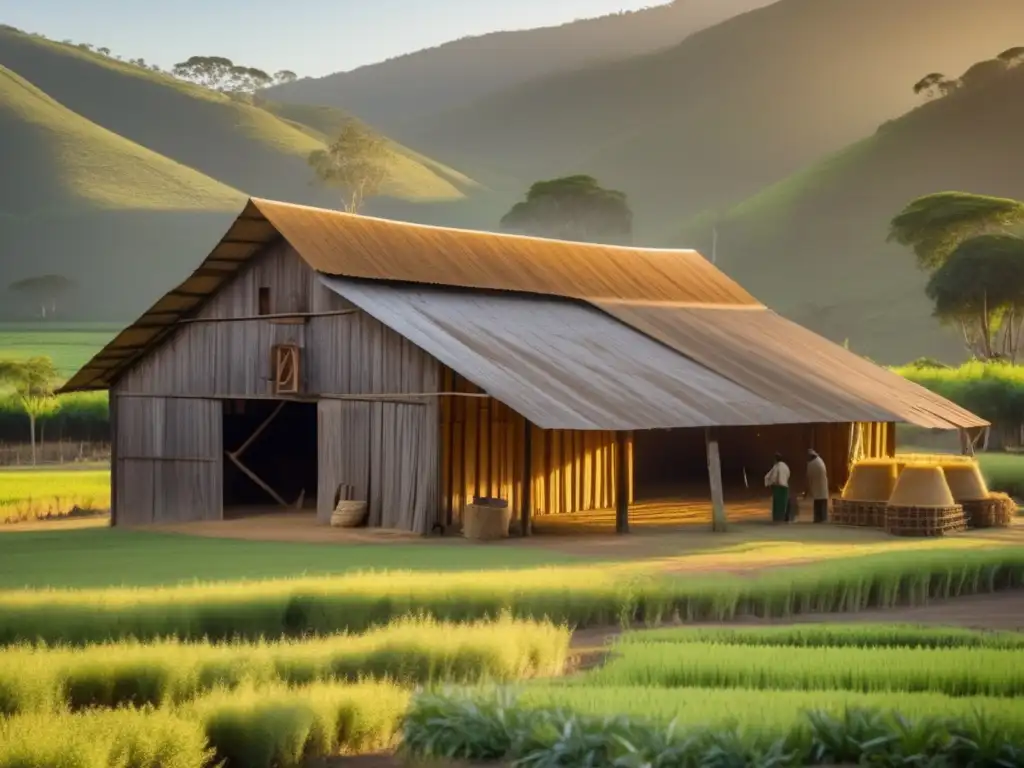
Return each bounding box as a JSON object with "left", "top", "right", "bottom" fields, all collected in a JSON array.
[
  {"left": 926, "top": 234, "right": 1024, "bottom": 361},
  {"left": 307, "top": 118, "right": 392, "bottom": 214},
  {"left": 499, "top": 175, "right": 633, "bottom": 244},
  {"left": 8, "top": 274, "right": 78, "bottom": 318},
  {"left": 0, "top": 356, "right": 61, "bottom": 465},
  {"left": 887, "top": 192, "right": 1024, "bottom": 271},
  {"left": 171, "top": 56, "right": 295, "bottom": 93}
]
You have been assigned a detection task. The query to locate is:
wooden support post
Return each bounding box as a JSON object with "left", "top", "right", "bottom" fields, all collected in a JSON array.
[
  {"left": 521, "top": 420, "right": 533, "bottom": 536},
  {"left": 615, "top": 430, "right": 630, "bottom": 534},
  {"left": 706, "top": 428, "right": 727, "bottom": 532},
  {"left": 109, "top": 392, "right": 118, "bottom": 527}
]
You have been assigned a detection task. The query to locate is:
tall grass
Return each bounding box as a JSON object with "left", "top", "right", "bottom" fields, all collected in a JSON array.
[
  {"left": 0, "top": 616, "right": 568, "bottom": 714},
  {"left": 617, "top": 623, "right": 1024, "bottom": 650},
  {"left": 895, "top": 361, "right": 1024, "bottom": 426},
  {"left": 0, "top": 707, "right": 212, "bottom": 768},
  {"left": 582, "top": 641, "right": 1024, "bottom": 697},
  {"left": 518, "top": 683, "right": 1024, "bottom": 732},
  {"left": 1, "top": 546, "right": 1021, "bottom": 645},
  {"left": 0, "top": 681, "right": 408, "bottom": 768},
  {"left": 188, "top": 680, "right": 409, "bottom": 767}
]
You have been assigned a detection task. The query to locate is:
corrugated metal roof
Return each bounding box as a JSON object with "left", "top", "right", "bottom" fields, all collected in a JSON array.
[
  {"left": 321, "top": 277, "right": 805, "bottom": 430},
  {"left": 596, "top": 301, "right": 988, "bottom": 430},
  {"left": 60, "top": 197, "right": 756, "bottom": 393},
  {"left": 55, "top": 197, "right": 987, "bottom": 434}
]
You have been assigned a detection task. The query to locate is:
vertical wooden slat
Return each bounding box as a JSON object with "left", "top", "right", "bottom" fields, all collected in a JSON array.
[{"left": 615, "top": 431, "right": 629, "bottom": 534}]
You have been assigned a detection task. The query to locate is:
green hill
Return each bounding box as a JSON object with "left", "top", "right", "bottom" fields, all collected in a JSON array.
[
  {"left": 397, "top": 0, "right": 1024, "bottom": 238},
  {"left": 267, "top": 0, "right": 774, "bottom": 138},
  {"left": 0, "top": 27, "right": 488, "bottom": 322},
  {"left": 677, "top": 63, "right": 1024, "bottom": 366},
  {"left": 0, "top": 65, "right": 243, "bottom": 214},
  {"left": 0, "top": 28, "right": 472, "bottom": 206}
]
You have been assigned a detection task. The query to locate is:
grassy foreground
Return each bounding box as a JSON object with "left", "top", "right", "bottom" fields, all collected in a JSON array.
[
  {"left": 1, "top": 546, "right": 1021, "bottom": 645},
  {"left": 405, "top": 622, "right": 1024, "bottom": 767},
  {"left": 0, "top": 616, "right": 567, "bottom": 715}
]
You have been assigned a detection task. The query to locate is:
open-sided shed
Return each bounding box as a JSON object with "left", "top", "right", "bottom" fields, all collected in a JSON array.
[{"left": 61, "top": 199, "right": 986, "bottom": 533}]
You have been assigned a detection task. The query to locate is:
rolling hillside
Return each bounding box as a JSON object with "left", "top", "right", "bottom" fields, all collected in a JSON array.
[
  {"left": 0, "top": 27, "right": 489, "bottom": 321},
  {"left": 0, "top": 28, "right": 474, "bottom": 206},
  {"left": 0, "top": 64, "right": 243, "bottom": 214},
  {"left": 680, "top": 63, "right": 1024, "bottom": 365},
  {"left": 267, "top": 0, "right": 774, "bottom": 138},
  {"left": 398, "top": 0, "right": 1024, "bottom": 238}
]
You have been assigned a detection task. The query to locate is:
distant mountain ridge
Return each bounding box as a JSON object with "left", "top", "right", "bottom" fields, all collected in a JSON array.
[
  {"left": 0, "top": 27, "right": 486, "bottom": 322},
  {"left": 389, "top": 0, "right": 1024, "bottom": 238},
  {"left": 679, "top": 61, "right": 1024, "bottom": 365},
  {"left": 266, "top": 0, "right": 776, "bottom": 137}
]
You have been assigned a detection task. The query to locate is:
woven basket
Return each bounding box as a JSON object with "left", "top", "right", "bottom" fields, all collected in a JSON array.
[
  {"left": 962, "top": 493, "right": 1016, "bottom": 529},
  {"left": 463, "top": 497, "right": 511, "bottom": 541},
  {"left": 330, "top": 500, "right": 368, "bottom": 528},
  {"left": 884, "top": 503, "right": 966, "bottom": 537},
  {"left": 831, "top": 498, "right": 886, "bottom": 528}
]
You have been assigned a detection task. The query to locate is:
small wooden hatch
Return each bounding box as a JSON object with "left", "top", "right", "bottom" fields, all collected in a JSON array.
[{"left": 272, "top": 344, "right": 301, "bottom": 394}]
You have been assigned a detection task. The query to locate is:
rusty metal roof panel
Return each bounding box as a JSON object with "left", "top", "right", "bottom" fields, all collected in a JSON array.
[
  {"left": 322, "top": 276, "right": 811, "bottom": 430},
  {"left": 596, "top": 301, "right": 987, "bottom": 430},
  {"left": 253, "top": 198, "right": 759, "bottom": 306}
]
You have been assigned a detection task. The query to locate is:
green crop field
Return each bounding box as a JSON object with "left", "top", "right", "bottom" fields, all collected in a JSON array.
[
  {"left": 407, "top": 622, "right": 1024, "bottom": 765},
  {"left": 0, "top": 324, "right": 119, "bottom": 381},
  {"left": 0, "top": 526, "right": 1022, "bottom": 765}
]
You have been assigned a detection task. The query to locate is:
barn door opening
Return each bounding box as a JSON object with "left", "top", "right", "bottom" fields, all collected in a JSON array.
[{"left": 222, "top": 399, "right": 318, "bottom": 515}]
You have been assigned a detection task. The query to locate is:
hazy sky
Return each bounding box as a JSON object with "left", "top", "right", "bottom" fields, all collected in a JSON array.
[{"left": 5, "top": 0, "right": 656, "bottom": 78}]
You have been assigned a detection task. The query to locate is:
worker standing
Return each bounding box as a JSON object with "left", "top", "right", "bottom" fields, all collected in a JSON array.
[
  {"left": 807, "top": 449, "right": 830, "bottom": 523},
  {"left": 764, "top": 453, "right": 791, "bottom": 523}
]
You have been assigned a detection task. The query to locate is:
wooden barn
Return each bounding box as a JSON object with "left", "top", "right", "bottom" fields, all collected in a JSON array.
[{"left": 61, "top": 199, "right": 986, "bottom": 534}]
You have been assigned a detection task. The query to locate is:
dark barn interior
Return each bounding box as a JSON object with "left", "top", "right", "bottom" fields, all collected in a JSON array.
[
  {"left": 632, "top": 424, "right": 844, "bottom": 502},
  {"left": 222, "top": 399, "right": 318, "bottom": 509}
]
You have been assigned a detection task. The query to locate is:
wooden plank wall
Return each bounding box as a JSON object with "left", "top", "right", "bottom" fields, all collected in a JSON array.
[
  {"left": 318, "top": 398, "right": 439, "bottom": 533},
  {"left": 117, "top": 241, "right": 309, "bottom": 397},
  {"left": 438, "top": 369, "right": 633, "bottom": 525},
  {"left": 112, "top": 393, "right": 221, "bottom": 524}
]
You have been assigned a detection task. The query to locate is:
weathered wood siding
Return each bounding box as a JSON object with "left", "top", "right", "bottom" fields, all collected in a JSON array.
[
  {"left": 111, "top": 393, "right": 221, "bottom": 524},
  {"left": 318, "top": 398, "right": 440, "bottom": 532},
  {"left": 439, "top": 370, "right": 633, "bottom": 525},
  {"left": 112, "top": 240, "right": 441, "bottom": 532},
  {"left": 117, "top": 241, "right": 309, "bottom": 397}
]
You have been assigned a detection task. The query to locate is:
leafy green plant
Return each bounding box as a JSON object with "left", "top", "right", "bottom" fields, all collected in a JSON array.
[{"left": 401, "top": 691, "right": 1024, "bottom": 767}]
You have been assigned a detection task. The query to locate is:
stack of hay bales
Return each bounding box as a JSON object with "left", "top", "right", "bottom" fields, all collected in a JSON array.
[
  {"left": 832, "top": 452, "right": 1017, "bottom": 536},
  {"left": 884, "top": 463, "right": 966, "bottom": 537},
  {"left": 941, "top": 461, "right": 1015, "bottom": 529},
  {"left": 832, "top": 459, "right": 897, "bottom": 527}
]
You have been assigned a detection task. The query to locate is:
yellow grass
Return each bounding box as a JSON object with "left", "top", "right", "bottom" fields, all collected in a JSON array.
[{"left": 0, "top": 468, "right": 109, "bottom": 523}]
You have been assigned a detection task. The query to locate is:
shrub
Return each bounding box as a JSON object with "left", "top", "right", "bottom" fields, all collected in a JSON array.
[{"left": 0, "top": 707, "right": 212, "bottom": 768}]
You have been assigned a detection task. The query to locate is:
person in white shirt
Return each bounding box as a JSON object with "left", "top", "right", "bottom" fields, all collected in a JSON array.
[
  {"left": 764, "top": 453, "right": 791, "bottom": 523},
  {"left": 806, "top": 449, "right": 830, "bottom": 523}
]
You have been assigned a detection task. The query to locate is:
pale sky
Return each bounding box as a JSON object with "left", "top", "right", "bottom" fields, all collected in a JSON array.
[{"left": 4, "top": 1, "right": 657, "bottom": 77}]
